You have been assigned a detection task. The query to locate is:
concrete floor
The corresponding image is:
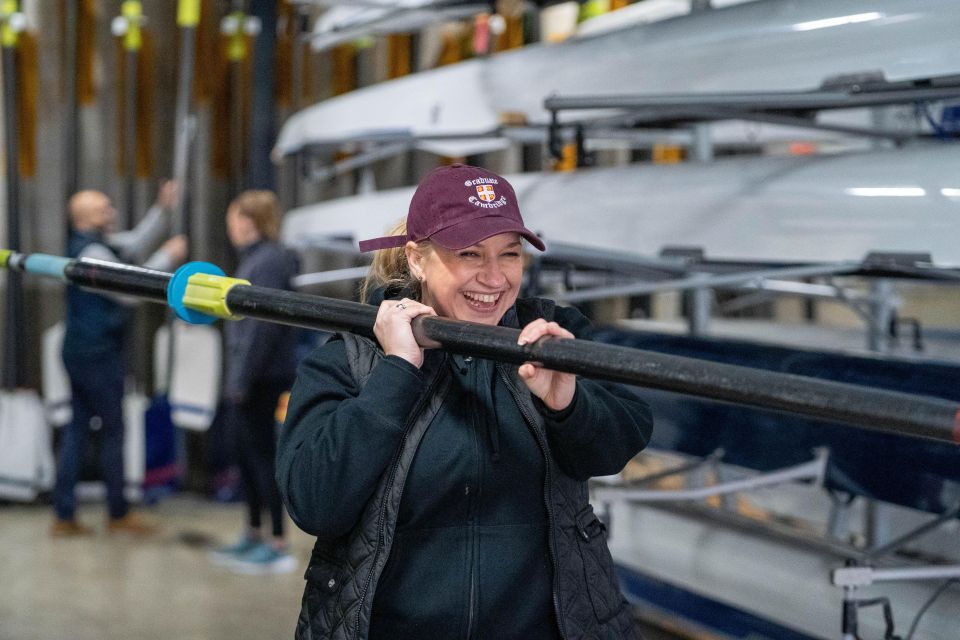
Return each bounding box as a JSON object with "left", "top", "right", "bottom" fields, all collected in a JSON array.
[
  {"left": 0, "top": 495, "right": 680, "bottom": 640},
  {"left": 0, "top": 496, "right": 312, "bottom": 640}
]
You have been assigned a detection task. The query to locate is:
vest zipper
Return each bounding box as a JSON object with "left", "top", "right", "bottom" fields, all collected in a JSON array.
[
  {"left": 466, "top": 357, "right": 481, "bottom": 640},
  {"left": 498, "top": 365, "right": 568, "bottom": 640},
  {"left": 355, "top": 361, "right": 447, "bottom": 637},
  {"left": 466, "top": 515, "right": 477, "bottom": 640}
]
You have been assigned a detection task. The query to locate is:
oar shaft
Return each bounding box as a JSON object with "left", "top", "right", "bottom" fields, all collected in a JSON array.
[
  {"left": 6, "top": 252, "right": 960, "bottom": 445},
  {"left": 224, "top": 271, "right": 960, "bottom": 446},
  {"left": 225, "top": 284, "right": 378, "bottom": 338},
  {"left": 171, "top": 0, "right": 199, "bottom": 236},
  {"left": 66, "top": 259, "right": 170, "bottom": 301},
  {"left": 409, "top": 314, "right": 959, "bottom": 444},
  {"left": 2, "top": 38, "right": 23, "bottom": 389}
]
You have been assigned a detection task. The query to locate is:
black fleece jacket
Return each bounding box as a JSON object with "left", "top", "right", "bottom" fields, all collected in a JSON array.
[{"left": 278, "top": 299, "right": 652, "bottom": 639}]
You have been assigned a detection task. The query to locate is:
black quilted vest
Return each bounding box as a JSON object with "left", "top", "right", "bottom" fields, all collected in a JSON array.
[
  {"left": 63, "top": 230, "right": 130, "bottom": 359},
  {"left": 295, "top": 302, "right": 639, "bottom": 640}
]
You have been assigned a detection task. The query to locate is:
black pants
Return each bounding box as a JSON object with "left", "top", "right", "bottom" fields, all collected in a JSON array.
[
  {"left": 56, "top": 352, "right": 129, "bottom": 520},
  {"left": 231, "top": 379, "right": 288, "bottom": 537}
]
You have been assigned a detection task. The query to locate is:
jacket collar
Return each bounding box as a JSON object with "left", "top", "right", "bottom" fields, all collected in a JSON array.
[
  {"left": 238, "top": 239, "right": 266, "bottom": 260},
  {"left": 71, "top": 228, "right": 103, "bottom": 242}
]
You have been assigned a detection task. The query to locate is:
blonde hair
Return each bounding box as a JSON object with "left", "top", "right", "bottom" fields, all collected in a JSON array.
[
  {"left": 359, "top": 219, "right": 431, "bottom": 303},
  {"left": 230, "top": 190, "right": 281, "bottom": 241}
]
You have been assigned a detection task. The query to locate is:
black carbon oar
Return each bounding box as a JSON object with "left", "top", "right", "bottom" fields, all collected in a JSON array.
[
  {"left": 2, "top": 8, "right": 23, "bottom": 389},
  {"left": 171, "top": 0, "right": 199, "bottom": 235},
  {"left": 4, "top": 250, "right": 959, "bottom": 446},
  {"left": 116, "top": 0, "right": 144, "bottom": 229}
]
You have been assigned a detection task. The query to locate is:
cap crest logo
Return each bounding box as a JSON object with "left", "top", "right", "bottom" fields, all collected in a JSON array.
[
  {"left": 466, "top": 175, "right": 509, "bottom": 209},
  {"left": 476, "top": 184, "right": 496, "bottom": 202}
]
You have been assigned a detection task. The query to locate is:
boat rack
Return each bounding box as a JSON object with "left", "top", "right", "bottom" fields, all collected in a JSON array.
[
  {"left": 594, "top": 448, "right": 960, "bottom": 640},
  {"left": 545, "top": 72, "right": 960, "bottom": 165}
]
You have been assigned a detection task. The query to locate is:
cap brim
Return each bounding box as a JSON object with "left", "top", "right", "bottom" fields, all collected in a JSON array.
[
  {"left": 429, "top": 216, "right": 545, "bottom": 252},
  {"left": 358, "top": 235, "right": 408, "bottom": 252}
]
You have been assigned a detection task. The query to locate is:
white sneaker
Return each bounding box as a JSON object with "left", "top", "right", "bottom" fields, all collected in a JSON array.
[
  {"left": 209, "top": 535, "right": 261, "bottom": 567},
  {"left": 230, "top": 543, "right": 298, "bottom": 575}
]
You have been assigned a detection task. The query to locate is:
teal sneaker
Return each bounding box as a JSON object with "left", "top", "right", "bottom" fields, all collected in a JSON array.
[
  {"left": 208, "top": 535, "right": 261, "bottom": 567},
  {"left": 230, "top": 542, "right": 298, "bottom": 575}
]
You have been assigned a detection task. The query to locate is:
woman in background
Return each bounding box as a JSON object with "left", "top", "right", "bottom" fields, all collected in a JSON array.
[{"left": 211, "top": 190, "right": 299, "bottom": 574}]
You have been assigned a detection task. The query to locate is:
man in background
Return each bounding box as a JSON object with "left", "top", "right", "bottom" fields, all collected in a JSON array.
[{"left": 52, "top": 182, "right": 187, "bottom": 536}]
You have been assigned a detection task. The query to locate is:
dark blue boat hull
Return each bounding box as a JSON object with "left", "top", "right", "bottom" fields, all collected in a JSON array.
[{"left": 593, "top": 329, "right": 960, "bottom": 516}]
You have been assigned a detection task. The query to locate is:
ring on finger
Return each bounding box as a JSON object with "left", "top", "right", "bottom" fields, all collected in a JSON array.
[{"left": 396, "top": 302, "right": 407, "bottom": 310}]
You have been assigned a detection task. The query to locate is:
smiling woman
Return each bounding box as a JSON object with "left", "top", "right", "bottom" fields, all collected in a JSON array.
[
  {"left": 408, "top": 234, "right": 524, "bottom": 322},
  {"left": 276, "top": 164, "right": 653, "bottom": 640}
]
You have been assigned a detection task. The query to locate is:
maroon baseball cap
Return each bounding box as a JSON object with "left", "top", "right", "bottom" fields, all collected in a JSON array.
[{"left": 358, "top": 164, "right": 545, "bottom": 253}]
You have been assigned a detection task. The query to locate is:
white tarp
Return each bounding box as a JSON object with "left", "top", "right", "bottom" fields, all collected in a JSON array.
[
  {"left": 40, "top": 325, "right": 148, "bottom": 501},
  {"left": 41, "top": 323, "right": 71, "bottom": 427},
  {"left": 0, "top": 390, "right": 54, "bottom": 501},
  {"left": 154, "top": 321, "right": 221, "bottom": 432}
]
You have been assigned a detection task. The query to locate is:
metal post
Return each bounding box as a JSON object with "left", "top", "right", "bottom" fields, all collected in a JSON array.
[
  {"left": 117, "top": 1, "right": 143, "bottom": 229},
  {"left": 869, "top": 106, "right": 897, "bottom": 151},
  {"left": 867, "top": 279, "right": 895, "bottom": 353},
  {"left": 290, "top": 5, "right": 307, "bottom": 115},
  {"left": 862, "top": 498, "right": 876, "bottom": 550},
  {"left": 841, "top": 586, "right": 858, "bottom": 640},
  {"left": 692, "top": 123, "right": 714, "bottom": 162},
  {"left": 284, "top": 154, "right": 300, "bottom": 210},
  {"left": 172, "top": 0, "right": 200, "bottom": 237},
  {"left": 124, "top": 46, "right": 138, "bottom": 227},
  {"left": 63, "top": 0, "right": 79, "bottom": 236},
  {"left": 226, "top": 3, "right": 247, "bottom": 196},
  {"left": 167, "top": 0, "right": 200, "bottom": 398},
  {"left": 247, "top": 0, "right": 273, "bottom": 190},
  {"left": 2, "top": 3, "right": 23, "bottom": 388},
  {"left": 687, "top": 280, "right": 711, "bottom": 336},
  {"left": 282, "top": 6, "right": 309, "bottom": 209},
  {"left": 827, "top": 492, "right": 854, "bottom": 542}
]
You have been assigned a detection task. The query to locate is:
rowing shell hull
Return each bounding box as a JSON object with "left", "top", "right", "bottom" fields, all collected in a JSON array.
[
  {"left": 605, "top": 495, "right": 960, "bottom": 639},
  {"left": 282, "top": 145, "right": 960, "bottom": 266},
  {"left": 276, "top": 0, "right": 960, "bottom": 156}
]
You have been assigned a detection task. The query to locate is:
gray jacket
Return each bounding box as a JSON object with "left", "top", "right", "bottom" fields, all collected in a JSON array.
[{"left": 224, "top": 240, "right": 299, "bottom": 397}]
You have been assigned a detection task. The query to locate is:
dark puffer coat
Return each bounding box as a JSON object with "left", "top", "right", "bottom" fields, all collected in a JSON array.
[{"left": 277, "top": 298, "right": 652, "bottom": 640}]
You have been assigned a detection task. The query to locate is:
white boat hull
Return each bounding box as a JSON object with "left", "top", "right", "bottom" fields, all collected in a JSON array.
[
  {"left": 282, "top": 145, "right": 960, "bottom": 266},
  {"left": 276, "top": 0, "right": 960, "bottom": 156},
  {"left": 606, "top": 496, "right": 960, "bottom": 639}
]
